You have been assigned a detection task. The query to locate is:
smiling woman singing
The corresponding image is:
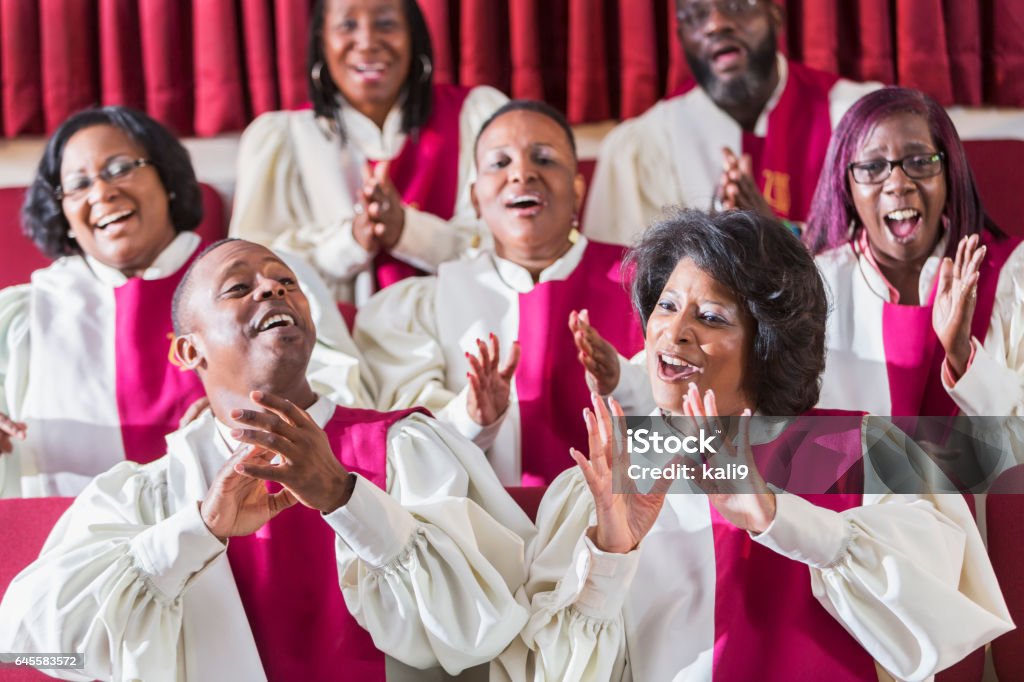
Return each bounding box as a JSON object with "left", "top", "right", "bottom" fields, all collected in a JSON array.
[
  {"left": 805, "top": 87, "right": 1024, "bottom": 421},
  {"left": 494, "top": 209, "right": 1012, "bottom": 682},
  {"left": 354, "top": 100, "right": 648, "bottom": 486},
  {"left": 0, "top": 106, "right": 371, "bottom": 498}
]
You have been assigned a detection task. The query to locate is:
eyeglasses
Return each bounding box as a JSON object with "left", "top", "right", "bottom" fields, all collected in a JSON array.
[
  {"left": 55, "top": 157, "right": 152, "bottom": 201},
  {"left": 847, "top": 152, "right": 945, "bottom": 185},
  {"left": 675, "top": 0, "right": 761, "bottom": 30}
]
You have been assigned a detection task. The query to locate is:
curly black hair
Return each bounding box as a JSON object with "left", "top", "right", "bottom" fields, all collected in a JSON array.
[
  {"left": 308, "top": 0, "right": 434, "bottom": 143},
  {"left": 625, "top": 209, "right": 827, "bottom": 415},
  {"left": 21, "top": 105, "right": 202, "bottom": 260}
]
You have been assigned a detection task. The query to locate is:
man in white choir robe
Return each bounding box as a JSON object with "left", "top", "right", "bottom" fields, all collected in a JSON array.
[
  {"left": 585, "top": 0, "right": 879, "bottom": 244},
  {"left": 0, "top": 239, "right": 534, "bottom": 682},
  {"left": 0, "top": 232, "right": 375, "bottom": 499}
]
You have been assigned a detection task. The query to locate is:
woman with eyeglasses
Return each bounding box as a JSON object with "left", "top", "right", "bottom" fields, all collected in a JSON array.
[
  {"left": 230, "top": 0, "right": 507, "bottom": 304},
  {"left": 494, "top": 209, "right": 1011, "bottom": 682},
  {"left": 0, "top": 106, "right": 371, "bottom": 497},
  {"left": 805, "top": 87, "right": 1024, "bottom": 419}
]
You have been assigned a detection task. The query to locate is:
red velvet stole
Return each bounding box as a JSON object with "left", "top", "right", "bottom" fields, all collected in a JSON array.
[
  {"left": 882, "top": 231, "right": 1020, "bottom": 417},
  {"left": 227, "top": 405, "right": 426, "bottom": 682},
  {"left": 673, "top": 62, "right": 839, "bottom": 222},
  {"left": 711, "top": 409, "right": 875, "bottom": 681},
  {"left": 372, "top": 84, "right": 471, "bottom": 289},
  {"left": 515, "top": 241, "right": 645, "bottom": 486},
  {"left": 742, "top": 62, "right": 839, "bottom": 222},
  {"left": 113, "top": 246, "right": 206, "bottom": 464}
]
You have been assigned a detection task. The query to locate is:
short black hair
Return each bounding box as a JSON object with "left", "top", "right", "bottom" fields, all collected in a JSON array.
[
  {"left": 625, "top": 209, "right": 827, "bottom": 415},
  {"left": 171, "top": 238, "right": 241, "bottom": 337},
  {"left": 308, "top": 0, "right": 434, "bottom": 142},
  {"left": 21, "top": 105, "right": 203, "bottom": 260},
  {"left": 474, "top": 99, "right": 578, "bottom": 160}
]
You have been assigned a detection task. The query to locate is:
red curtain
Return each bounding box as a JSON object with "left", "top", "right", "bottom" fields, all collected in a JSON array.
[{"left": 1, "top": 0, "right": 1021, "bottom": 138}]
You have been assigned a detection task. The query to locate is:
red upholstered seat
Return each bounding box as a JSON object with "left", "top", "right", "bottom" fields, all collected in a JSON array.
[
  {"left": 0, "top": 497, "right": 74, "bottom": 682},
  {"left": 0, "top": 183, "right": 228, "bottom": 290},
  {"left": 986, "top": 465, "right": 1024, "bottom": 680},
  {"left": 962, "top": 140, "right": 1024, "bottom": 237},
  {"left": 505, "top": 486, "right": 546, "bottom": 523}
]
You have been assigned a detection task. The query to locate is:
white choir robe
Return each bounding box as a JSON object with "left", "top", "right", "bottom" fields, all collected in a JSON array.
[
  {"left": 493, "top": 416, "right": 1013, "bottom": 682},
  {"left": 584, "top": 55, "right": 879, "bottom": 246},
  {"left": 0, "top": 232, "right": 376, "bottom": 498},
  {"left": 816, "top": 237, "right": 1024, "bottom": 469},
  {"left": 0, "top": 396, "right": 535, "bottom": 682},
  {"left": 353, "top": 236, "right": 654, "bottom": 485},
  {"left": 230, "top": 86, "right": 508, "bottom": 304}
]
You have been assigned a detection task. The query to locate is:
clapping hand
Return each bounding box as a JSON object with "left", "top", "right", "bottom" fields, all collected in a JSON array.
[
  {"left": 200, "top": 443, "right": 297, "bottom": 542},
  {"left": 230, "top": 391, "right": 355, "bottom": 514},
  {"left": 353, "top": 161, "right": 406, "bottom": 253},
  {"left": 466, "top": 333, "right": 520, "bottom": 427},
  {"left": 679, "top": 383, "right": 774, "bottom": 533},
  {"left": 0, "top": 410, "right": 27, "bottom": 454},
  {"left": 570, "top": 309, "right": 621, "bottom": 396},
  {"left": 571, "top": 393, "right": 670, "bottom": 554},
  {"left": 715, "top": 147, "right": 774, "bottom": 219},
  {"left": 933, "top": 234, "right": 986, "bottom": 379}
]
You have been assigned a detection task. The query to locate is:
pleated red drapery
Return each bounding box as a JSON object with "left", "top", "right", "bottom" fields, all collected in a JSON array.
[{"left": 1, "top": 0, "right": 1021, "bottom": 139}]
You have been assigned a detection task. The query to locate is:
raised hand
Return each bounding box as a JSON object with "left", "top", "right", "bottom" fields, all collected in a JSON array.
[
  {"left": 200, "top": 443, "right": 298, "bottom": 542},
  {"left": 466, "top": 333, "right": 520, "bottom": 427},
  {"left": 571, "top": 393, "right": 669, "bottom": 554},
  {"left": 569, "top": 309, "right": 620, "bottom": 396},
  {"left": 933, "top": 233, "right": 986, "bottom": 379},
  {"left": 715, "top": 147, "right": 774, "bottom": 219},
  {"left": 0, "top": 410, "right": 27, "bottom": 454},
  {"left": 230, "top": 391, "right": 355, "bottom": 514},
  {"left": 680, "top": 383, "right": 774, "bottom": 533},
  {"left": 363, "top": 161, "right": 406, "bottom": 251}
]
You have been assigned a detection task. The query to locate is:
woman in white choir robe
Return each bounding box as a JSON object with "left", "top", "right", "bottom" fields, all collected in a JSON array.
[
  {"left": 805, "top": 87, "right": 1024, "bottom": 423},
  {"left": 230, "top": 0, "right": 507, "bottom": 304},
  {"left": 0, "top": 238, "right": 535, "bottom": 682},
  {"left": 494, "top": 210, "right": 1012, "bottom": 682},
  {"left": 0, "top": 106, "right": 372, "bottom": 499},
  {"left": 354, "top": 100, "right": 648, "bottom": 486}
]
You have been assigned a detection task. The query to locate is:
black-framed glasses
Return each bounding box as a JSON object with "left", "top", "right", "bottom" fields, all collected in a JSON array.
[
  {"left": 847, "top": 152, "right": 945, "bottom": 185},
  {"left": 55, "top": 157, "right": 152, "bottom": 201},
  {"left": 676, "top": 0, "right": 760, "bottom": 30}
]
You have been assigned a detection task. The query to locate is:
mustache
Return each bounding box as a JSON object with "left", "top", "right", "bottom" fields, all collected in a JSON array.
[{"left": 685, "top": 29, "right": 778, "bottom": 108}]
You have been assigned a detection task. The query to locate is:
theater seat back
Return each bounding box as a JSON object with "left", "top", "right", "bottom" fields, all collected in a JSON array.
[
  {"left": 0, "top": 183, "right": 227, "bottom": 289},
  {"left": 0, "top": 497, "right": 75, "bottom": 682},
  {"left": 986, "top": 465, "right": 1024, "bottom": 680}
]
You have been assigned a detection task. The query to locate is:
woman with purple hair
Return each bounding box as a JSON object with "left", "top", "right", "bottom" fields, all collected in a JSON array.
[{"left": 804, "top": 87, "right": 1024, "bottom": 423}]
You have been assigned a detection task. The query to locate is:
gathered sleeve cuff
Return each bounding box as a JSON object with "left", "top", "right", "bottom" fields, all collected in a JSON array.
[
  {"left": 758, "top": 488, "right": 1013, "bottom": 681},
  {"left": 333, "top": 412, "right": 532, "bottom": 674},
  {"left": 496, "top": 469, "right": 631, "bottom": 681}
]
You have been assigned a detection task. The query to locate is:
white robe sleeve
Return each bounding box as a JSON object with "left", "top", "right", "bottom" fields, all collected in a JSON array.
[
  {"left": 230, "top": 111, "right": 373, "bottom": 295},
  {"left": 493, "top": 468, "right": 634, "bottom": 682},
  {"left": 353, "top": 276, "right": 500, "bottom": 445},
  {"left": 0, "top": 284, "right": 31, "bottom": 498},
  {"left": 583, "top": 113, "right": 681, "bottom": 247},
  {"left": 390, "top": 85, "right": 508, "bottom": 267},
  {"left": 0, "top": 461, "right": 227, "bottom": 682},
  {"left": 753, "top": 417, "right": 1013, "bottom": 681},
  {"left": 945, "top": 242, "right": 1024, "bottom": 417},
  {"left": 323, "top": 412, "right": 534, "bottom": 674}
]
